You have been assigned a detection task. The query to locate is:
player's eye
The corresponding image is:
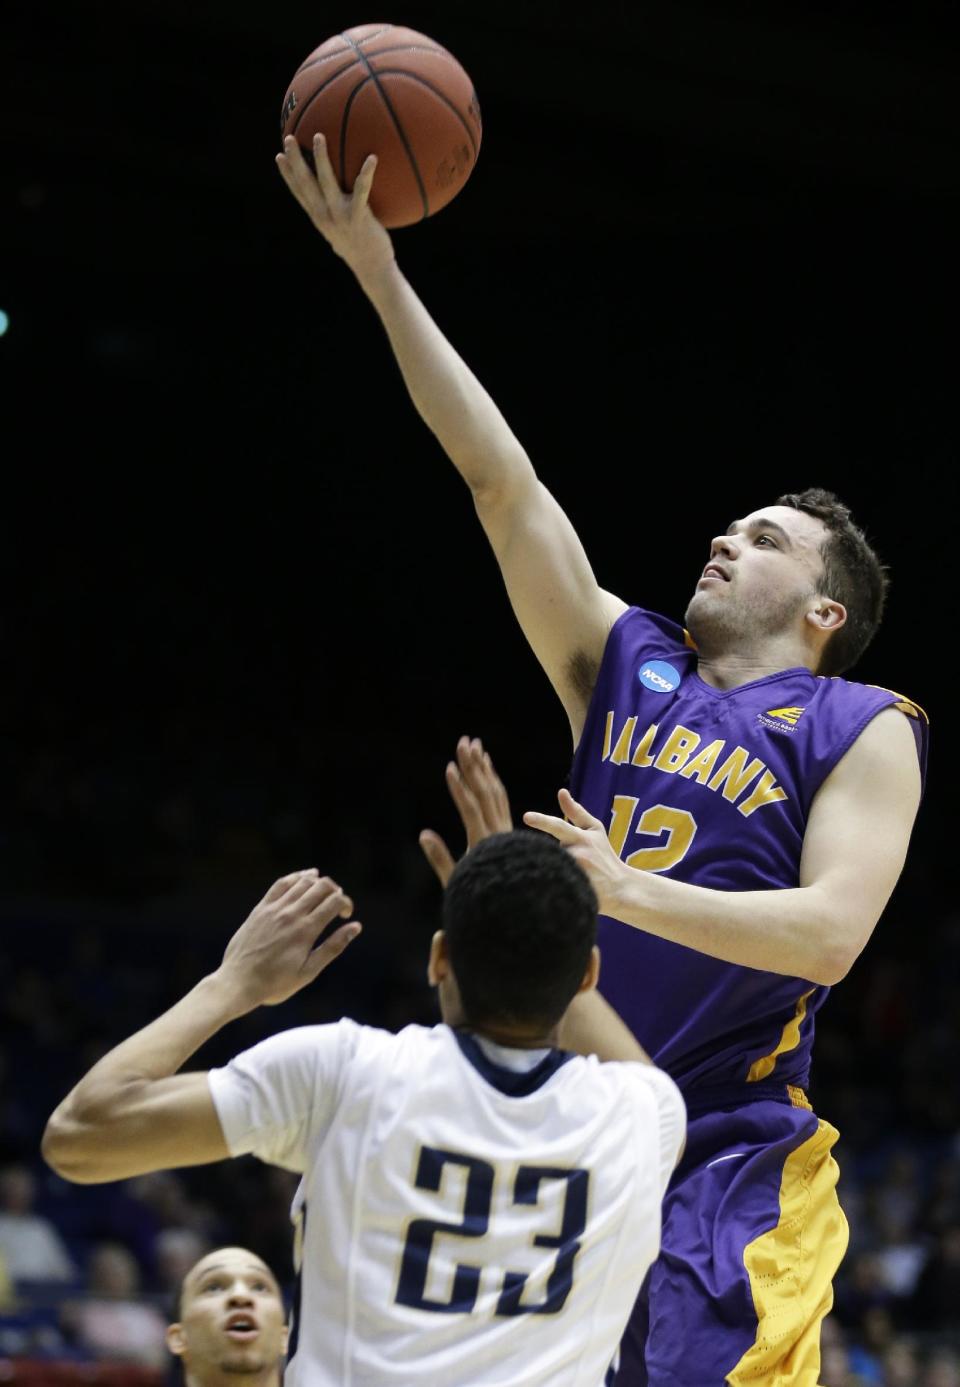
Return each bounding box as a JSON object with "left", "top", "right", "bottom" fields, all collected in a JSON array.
[
  {"left": 252, "top": 1280, "right": 270, "bottom": 1292},
  {"left": 755, "top": 534, "right": 777, "bottom": 548},
  {"left": 202, "top": 1280, "right": 225, "bottom": 1293}
]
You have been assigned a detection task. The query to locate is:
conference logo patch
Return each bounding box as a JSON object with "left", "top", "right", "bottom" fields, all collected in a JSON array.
[
  {"left": 757, "top": 706, "right": 805, "bottom": 734},
  {"left": 638, "top": 661, "right": 681, "bottom": 694}
]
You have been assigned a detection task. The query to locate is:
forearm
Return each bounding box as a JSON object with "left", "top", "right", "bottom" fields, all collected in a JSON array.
[
  {"left": 559, "top": 990, "right": 652, "bottom": 1064},
  {"left": 355, "top": 260, "right": 536, "bottom": 499},
  {"left": 44, "top": 870, "right": 359, "bottom": 1183},
  {"left": 609, "top": 872, "right": 847, "bottom": 985},
  {"left": 47, "top": 972, "right": 246, "bottom": 1128}
]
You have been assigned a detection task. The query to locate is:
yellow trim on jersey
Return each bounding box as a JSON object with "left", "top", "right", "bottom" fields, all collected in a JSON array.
[
  {"left": 683, "top": 628, "right": 698, "bottom": 651},
  {"left": 727, "top": 1119, "right": 848, "bottom": 1386},
  {"left": 746, "top": 990, "right": 816, "bottom": 1084},
  {"left": 866, "top": 685, "right": 929, "bottom": 723},
  {"left": 787, "top": 1086, "right": 812, "bottom": 1112}
]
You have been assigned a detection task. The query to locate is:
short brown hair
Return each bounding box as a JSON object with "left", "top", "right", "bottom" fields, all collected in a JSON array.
[{"left": 776, "top": 487, "right": 888, "bottom": 676}]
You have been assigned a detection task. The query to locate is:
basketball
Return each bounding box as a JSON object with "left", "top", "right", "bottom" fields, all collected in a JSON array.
[{"left": 279, "top": 24, "right": 482, "bottom": 228}]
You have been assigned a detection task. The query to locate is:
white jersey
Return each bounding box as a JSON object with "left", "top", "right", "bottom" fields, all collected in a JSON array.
[{"left": 208, "top": 1020, "right": 685, "bottom": 1387}]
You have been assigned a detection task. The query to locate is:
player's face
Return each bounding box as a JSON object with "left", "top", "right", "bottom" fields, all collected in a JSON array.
[
  {"left": 168, "top": 1247, "right": 287, "bottom": 1379},
  {"left": 685, "top": 505, "right": 829, "bottom": 649}
]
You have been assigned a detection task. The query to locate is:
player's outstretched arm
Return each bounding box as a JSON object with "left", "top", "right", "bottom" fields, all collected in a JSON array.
[
  {"left": 525, "top": 709, "right": 922, "bottom": 984},
  {"left": 277, "top": 135, "right": 626, "bottom": 741},
  {"left": 41, "top": 872, "right": 360, "bottom": 1184}
]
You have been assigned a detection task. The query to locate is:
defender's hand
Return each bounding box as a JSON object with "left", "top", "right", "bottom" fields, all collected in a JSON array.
[
  {"left": 523, "top": 788, "right": 629, "bottom": 917},
  {"left": 216, "top": 870, "right": 361, "bottom": 1009},
  {"left": 276, "top": 133, "right": 395, "bottom": 280},
  {"left": 420, "top": 737, "right": 513, "bottom": 888}
]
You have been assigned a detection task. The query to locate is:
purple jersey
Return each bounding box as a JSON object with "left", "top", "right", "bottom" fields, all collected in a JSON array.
[{"left": 569, "top": 607, "right": 928, "bottom": 1106}]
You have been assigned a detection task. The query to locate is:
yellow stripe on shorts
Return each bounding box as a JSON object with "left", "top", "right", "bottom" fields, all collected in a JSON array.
[{"left": 726, "top": 1119, "right": 849, "bottom": 1386}]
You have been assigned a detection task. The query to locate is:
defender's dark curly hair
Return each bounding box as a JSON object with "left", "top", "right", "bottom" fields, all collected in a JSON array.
[
  {"left": 776, "top": 487, "right": 888, "bottom": 676},
  {"left": 442, "top": 831, "right": 598, "bottom": 1031}
]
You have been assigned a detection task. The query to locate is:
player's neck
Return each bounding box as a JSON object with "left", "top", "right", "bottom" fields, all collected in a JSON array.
[
  {"left": 184, "top": 1369, "right": 281, "bottom": 1387},
  {"left": 696, "top": 643, "right": 815, "bottom": 691},
  {"left": 469, "top": 1021, "right": 560, "bottom": 1050},
  {"left": 460, "top": 1020, "right": 557, "bottom": 1048}
]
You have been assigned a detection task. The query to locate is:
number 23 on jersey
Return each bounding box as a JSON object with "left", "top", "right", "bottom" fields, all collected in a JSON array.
[{"left": 395, "top": 1146, "right": 589, "bottom": 1316}]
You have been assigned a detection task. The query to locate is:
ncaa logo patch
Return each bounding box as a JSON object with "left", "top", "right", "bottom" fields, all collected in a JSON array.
[{"left": 638, "top": 661, "right": 681, "bottom": 694}]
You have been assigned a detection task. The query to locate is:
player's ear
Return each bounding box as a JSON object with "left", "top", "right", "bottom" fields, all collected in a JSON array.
[
  {"left": 166, "top": 1322, "right": 186, "bottom": 1357},
  {"left": 807, "top": 598, "right": 846, "bottom": 634},
  {"left": 281, "top": 1322, "right": 290, "bottom": 1354},
  {"left": 576, "top": 946, "right": 601, "bottom": 995},
  {"left": 427, "top": 930, "right": 449, "bottom": 986}
]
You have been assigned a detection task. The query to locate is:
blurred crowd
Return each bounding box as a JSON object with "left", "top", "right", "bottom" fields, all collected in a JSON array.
[{"left": 1, "top": 886, "right": 957, "bottom": 1383}]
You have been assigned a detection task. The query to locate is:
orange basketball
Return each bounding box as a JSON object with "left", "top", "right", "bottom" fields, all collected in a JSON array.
[{"left": 280, "top": 24, "right": 482, "bottom": 228}]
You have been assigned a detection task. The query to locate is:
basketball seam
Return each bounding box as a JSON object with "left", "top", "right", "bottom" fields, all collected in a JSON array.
[
  {"left": 340, "top": 33, "right": 430, "bottom": 221},
  {"left": 337, "top": 75, "right": 376, "bottom": 190},
  {"left": 288, "top": 59, "right": 363, "bottom": 138},
  {"left": 357, "top": 26, "right": 456, "bottom": 63},
  {"left": 367, "top": 69, "right": 480, "bottom": 158},
  {"left": 293, "top": 44, "right": 352, "bottom": 78},
  {"left": 294, "top": 40, "right": 449, "bottom": 80},
  {"left": 355, "top": 26, "right": 393, "bottom": 46}
]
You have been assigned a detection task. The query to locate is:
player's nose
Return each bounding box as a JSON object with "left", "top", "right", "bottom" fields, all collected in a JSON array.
[
  {"left": 709, "top": 533, "right": 738, "bottom": 560},
  {"left": 226, "top": 1285, "right": 256, "bottom": 1306}
]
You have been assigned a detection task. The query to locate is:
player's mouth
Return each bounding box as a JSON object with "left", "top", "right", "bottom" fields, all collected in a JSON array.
[
  {"left": 223, "top": 1313, "right": 260, "bottom": 1342},
  {"left": 699, "top": 563, "right": 730, "bottom": 584}
]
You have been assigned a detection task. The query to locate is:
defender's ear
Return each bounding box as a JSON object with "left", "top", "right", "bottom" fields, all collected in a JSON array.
[
  {"left": 576, "top": 945, "right": 601, "bottom": 995},
  {"left": 427, "top": 930, "right": 449, "bottom": 987},
  {"left": 166, "top": 1323, "right": 186, "bottom": 1357}
]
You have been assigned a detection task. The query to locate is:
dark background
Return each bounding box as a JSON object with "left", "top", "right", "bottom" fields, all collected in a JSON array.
[
  {"left": 1, "top": 0, "right": 958, "bottom": 1377},
  {"left": 2, "top": 0, "right": 956, "bottom": 909}
]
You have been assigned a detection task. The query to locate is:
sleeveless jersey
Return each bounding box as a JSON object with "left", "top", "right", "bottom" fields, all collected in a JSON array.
[
  {"left": 569, "top": 607, "right": 929, "bottom": 1107},
  {"left": 208, "top": 1019, "right": 686, "bottom": 1387}
]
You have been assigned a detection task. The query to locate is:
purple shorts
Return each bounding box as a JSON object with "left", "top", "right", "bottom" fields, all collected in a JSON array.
[{"left": 616, "top": 1095, "right": 848, "bottom": 1387}]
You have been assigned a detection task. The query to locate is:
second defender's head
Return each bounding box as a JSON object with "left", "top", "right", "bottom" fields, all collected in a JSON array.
[
  {"left": 428, "top": 830, "right": 599, "bottom": 1039},
  {"left": 167, "top": 1246, "right": 287, "bottom": 1386}
]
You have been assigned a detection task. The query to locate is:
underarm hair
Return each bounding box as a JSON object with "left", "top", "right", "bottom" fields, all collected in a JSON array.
[{"left": 567, "top": 650, "right": 600, "bottom": 705}]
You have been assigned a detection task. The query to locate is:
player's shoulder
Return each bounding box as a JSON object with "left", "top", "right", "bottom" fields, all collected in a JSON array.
[
  {"left": 259, "top": 1019, "right": 438, "bottom": 1071},
  {"left": 613, "top": 1060, "right": 685, "bottom": 1110},
  {"left": 812, "top": 673, "right": 929, "bottom": 725},
  {"left": 632, "top": 605, "right": 689, "bottom": 645},
  {"left": 580, "top": 1057, "right": 686, "bottom": 1124},
  {"left": 303, "top": 1022, "right": 446, "bottom": 1102},
  {"left": 861, "top": 683, "right": 929, "bottom": 726},
  {"left": 348, "top": 1021, "right": 440, "bottom": 1065},
  {"left": 608, "top": 606, "right": 692, "bottom": 661},
  {"left": 806, "top": 675, "right": 929, "bottom": 786}
]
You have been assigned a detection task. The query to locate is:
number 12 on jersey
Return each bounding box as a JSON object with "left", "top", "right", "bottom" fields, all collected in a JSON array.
[{"left": 395, "top": 1146, "right": 589, "bottom": 1316}]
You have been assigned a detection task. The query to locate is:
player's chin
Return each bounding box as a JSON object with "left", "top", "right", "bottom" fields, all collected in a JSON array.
[
  {"left": 692, "top": 577, "right": 728, "bottom": 597},
  {"left": 219, "top": 1344, "right": 266, "bottom": 1372},
  {"left": 684, "top": 589, "right": 711, "bottom": 623}
]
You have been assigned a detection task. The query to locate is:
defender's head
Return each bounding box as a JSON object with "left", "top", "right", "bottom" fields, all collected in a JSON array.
[
  {"left": 428, "top": 830, "right": 599, "bottom": 1039},
  {"left": 167, "top": 1246, "right": 287, "bottom": 1385}
]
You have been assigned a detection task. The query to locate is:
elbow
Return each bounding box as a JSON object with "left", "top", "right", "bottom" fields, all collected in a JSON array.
[
  {"left": 41, "top": 1115, "right": 76, "bottom": 1180},
  {"left": 823, "top": 951, "right": 859, "bottom": 987},
  {"left": 802, "top": 895, "right": 871, "bottom": 987},
  {"left": 41, "top": 1110, "right": 104, "bottom": 1185},
  {"left": 811, "top": 937, "right": 864, "bottom": 988},
  {"left": 471, "top": 475, "right": 521, "bottom": 515},
  {"left": 469, "top": 456, "right": 537, "bottom": 513},
  {"left": 812, "top": 960, "right": 848, "bottom": 988}
]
